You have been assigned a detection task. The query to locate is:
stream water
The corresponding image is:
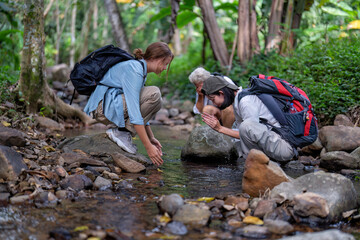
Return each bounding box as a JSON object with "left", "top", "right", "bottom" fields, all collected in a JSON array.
[{"left": 0, "top": 126, "right": 359, "bottom": 239}]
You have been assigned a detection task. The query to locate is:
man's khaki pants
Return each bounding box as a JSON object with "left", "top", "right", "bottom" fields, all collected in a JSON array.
[{"left": 94, "top": 86, "right": 162, "bottom": 136}]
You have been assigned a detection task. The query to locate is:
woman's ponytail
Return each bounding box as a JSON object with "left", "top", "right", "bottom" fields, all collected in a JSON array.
[{"left": 133, "top": 48, "right": 144, "bottom": 60}]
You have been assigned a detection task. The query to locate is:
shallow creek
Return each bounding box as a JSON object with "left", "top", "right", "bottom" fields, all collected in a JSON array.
[{"left": 0, "top": 126, "right": 359, "bottom": 239}]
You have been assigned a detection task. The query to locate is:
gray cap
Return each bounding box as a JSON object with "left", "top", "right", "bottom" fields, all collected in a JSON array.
[{"left": 202, "top": 76, "right": 238, "bottom": 95}]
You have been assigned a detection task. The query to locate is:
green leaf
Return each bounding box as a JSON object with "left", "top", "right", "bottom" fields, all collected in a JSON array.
[
  {"left": 321, "top": 6, "right": 350, "bottom": 16},
  {"left": 182, "top": 0, "right": 195, "bottom": 9},
  {"left": 176, "top": 11, "right": 198, "bottom": 28},
  {"left": 328, "top": 0, "right": 353, "bottom": 12},
  {"left": 214, "top": 2, "right": 238, "bottom": 13},
  {"left": 150, "top": 7, "right": 171, "bottom": 23}
]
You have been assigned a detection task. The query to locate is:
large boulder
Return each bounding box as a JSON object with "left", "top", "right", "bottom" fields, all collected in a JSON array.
[
  {"left": 319, "top": 126, "right": 360, "bottom": 152},
  {"left": 58, "top": 133, "right": 151, "bottom": 166},
  {"left": 333, "top": 114, "right": 353, "bottom": 127},
  {"left": 320, "top": 151, "right": 360, "bottom": 170},
  {"left": 0, "top": 127, "right": 26, "bottom": 147},
  {"left": 0, "top": 145, "right": 28, "bottom": 180},
  {"left": 242, "top": 149, "right": 291, "bottom": 197},
  {"left": 181, "top": 125, "right": 238, "bottom": 163},
  {"left": 270, "top": 171, "right": 358, "bottom": 223},
  {"left": 34, "top": 116, "right": 65, "bottom": 132}
]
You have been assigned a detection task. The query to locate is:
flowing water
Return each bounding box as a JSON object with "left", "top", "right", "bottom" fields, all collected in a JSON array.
[{"left": 0, "top": 126, "right": 359, "bottom": 239}]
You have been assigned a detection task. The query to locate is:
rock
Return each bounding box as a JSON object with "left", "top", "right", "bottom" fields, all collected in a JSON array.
[
  {"left": 293, "top": 192, "right": 329, "bottom": 218},
  {"left": 93, "top": 176, "right": 112, "bottom": 190},
  {"left": 102, "top": 170, "right": 120, "bottom": 180},
  {"left": 9, "top": 195, "right": 30, "bottom": 204},
  {"left": 181, "top": 125, "right": 238, "bottom": 163},
  {"left": 179, "top": 100, "right": 194, "bottom": 113},
  {"left": 264, "top": 219, "right": 293, "bottom": 235},
  {"left": 320, "top": 151, "right": 359, "bottom": 170},
  {"left": 55, "top": 166, "right": 68, "bottom": 178},
  {"left": 55, "top": 190, "right": 70, "bottom": 199},
  {"left": 59, "top": 174, "right": 93, "bottom": 191},
  {"left": 224, "top": 196, "right": 248, "bottom": 211},
  {"left": 173, "top": 111, "right": 192, "bottom": 121},
  {"left": 334, "top": 114, "right": 353, "bottom": 127},
  {"left": 49, "top": 227, "right": 72, "bottom": 240},
  {"left": 164, "top": 221, "right": 188, "bottom": 235},
  {"left": 284, "top": 161, "right": 305, "bottom": 171},
  {"left": 319, "top": 126, "right": 360, "bottom": 152},
  {"left": 155, "top": 108, "right": 170, "bottom": 122},
  {"left": 46, "top": 63, "right": 70, "bottom": 82},
  {"left": 253, "top": 199, "right": 277, "bottom": 218},
  {"left": 0, "top": 192, "right": 10, "bottom": 205},
  {"left": 242, "top": 149, "right": 291, "bottom": 197},
  {"left": 235, "top": 225, "right": 269, "bottom": 239},
  {"left": 270, "top": 171, "right": 357, "bottom": 222},
  {"left": 0, "top": 145, "right": 28, "bottom": 180},
  {"left": 351, "top": 146, "right": 360, "bottom": 159},
  {"left": 159, "top": 194, "right": 184, "bottom": 216},
  {"left": 60, "top": 152, "right": 107, "bottom": 167},
  {"left": 111, "top": 153, "right": 145, "bottom": 173},
  {"left": 168, "top": 108, "right": 180, "bottom": 117},
  {"left": 0, "top": 127, "right": 26, "bottom": 147},
  {"left": 264, "top": 207, "right": 292, "bottom": 222},
  {"left": 173, "top": 204, "right": 211, "bottom": 226},
  {"left": 58, "top": 133, "right": 151, "bottom": 165},
  {"left": 34, "top": 191, "right": 58, "bottom": 208},
  {"left": 279, "top": 229, "right": 354, "bottom": 240},
  {"left": 34, "top": 116, "right": 65, "bottom": 132},
  {"left": 114, "top": 180, "right": 133, "bottom": 190}
]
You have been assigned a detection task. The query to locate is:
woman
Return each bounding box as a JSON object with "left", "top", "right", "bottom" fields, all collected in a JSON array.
[
  {"left": 84, "top": 42, "right": 174, "bottom": 166},
  {"left": 201, "top": 75, "right": 295, "bottom": 161},
  {"left": 189, "top": 67, "right": 236, "bottom": 128}
]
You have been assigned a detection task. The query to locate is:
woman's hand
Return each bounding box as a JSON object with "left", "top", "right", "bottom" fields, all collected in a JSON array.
[
  {"left": 202, "top": 112, "right": 221, "bottom": 131},
  {"left": 146, "top": 144, "right": 163, "bottom": 166},
  {"left": 150, "top": 137, "right": 162, "bottom": 153}
]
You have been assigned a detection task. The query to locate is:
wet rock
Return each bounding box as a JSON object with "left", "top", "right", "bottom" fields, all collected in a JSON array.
[
  {"left": 59, "top": 174, "right": 93, "bottom": 191},
  {"left": 284, "top": 161, "right": 305, "bottom": 171},
  {"left": 111, "top": 153, "right": 145, "bottom": 173},
  {"left": 159, "top": 194, "right": 184, "bottom": 216},
  {"left": 0, "top": 192, "right": 10, "bottom": 205},
  {"left": 264, "top": 207, "right": 292, "bottom": 222},
  {"left": 164, "top": 221, "right": 188, "bottom": 235},
  {"left": 179, "top": 100, "right": 194, "bottom": 113},
  {"left": 181, "top": 125, "right": 238, "bottom": 163},
  {"left": 114, "top": 180, "right": 133, "bottom": 190},
  {"left": 351, "top": 146, "right": 360, "bottom": 159},
  {"left": 0, "top": 126, "right": 26, "bottom": 147},
  {"left": 293, "top": 192, "right": 329, "bottom": 218},
  {"left": 264, "top": 219, "right": 293, "bottom": 235},
  {"left": 173, "top": 111, "right": 192, "bottom": 121},
  {"left": 320, "top": 151, "right": 359, "bottom": 170},
  {"left": 207, "top": 199, "right": 225, "bottom": 209},
  {"left": 34, "top": 116, "right": 65, "bottom": 132},
  {"left": 279, "top": 229, "right": 355, "bottom": 240},
  {"left": 60, "top": 152, "right": 107, "bottom": 167},
  {"left": 49, "top": 227, "right": 72, "bottom": 240},
  {"left": 334, "top": 114, "right": 353, "bottom": 127},
  {"left": 55, "top": 166, "right": 68, "bottom": 178},
  {"left": 235, "top": 225, "right": 269, "bottom": 239},
  {"left": 168, "top": 108, "right": 179, "bottom": 118},
  {"left": 55, "top": 190, "right": 70, "bottom": 199},
  {"left": 253, "top": 199, "right": 277, "bottom": 218},
  {"left": 34, "top": 191, "right": 58, "bottom": 208},
  {"left": 224, "top": 196, "right": 248, "bottom": 211},
  {"left": 242, "top": 149, "right": 291, "bottom": 197},
  {"left": 319, "top": 126, "right": 360, "bottom": 152},
  {"left": 9, "top": 195, "right": 30, "bottom": 204},
  {"left": 94, "top": 176, "right": 112, "bottom": 190},
  {"left": 270, "top": 171, "right": 357, "bottom": 223},
  {"left": 83, "top": 170, "right": 97, "bottom": 182},
  {"left": 0, "top": 145, "right": 28, "bottom": 180},
  {"left": 58, "top": 133, "right": 151, "bottom": 165},
  {"left": 155, "top": 108, "right": 170, "bottom": 122},
  {"left": 173, "top": 204, "right": 211, "bottom": 226},
  {"left": 103, "top": 170, "right": 120, "bottom": 180}
]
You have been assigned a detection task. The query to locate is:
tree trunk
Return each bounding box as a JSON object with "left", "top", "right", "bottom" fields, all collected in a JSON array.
[
  {"left": 237, "top": 0, "right": 251, "bottom": 63},
  {"left": 93, "top": 0, "right": 98, "bottom": 41},
  {"left": 280, "top": 0, "right": 295, "bottom": 55},
  {"left": 103, "top": 0, "right": 130, "bottom": 52},
  {"left": 20, "top": 0, "right": 93, "bottom": 124},
  {"left": 102, "top": 14, "right": 109, "bottom": 45},
  {"left": 69, "top": 0, "right": 77, "bottom": 68},
  {"left": 266, "top": 0, "right": 284, "bottom": 52},
  {"left": 250, "top": 0, "right": 260, "bottom": 54},
  {"left": 173, "top": 28, "right": 182, "bottom": 55},
  {"left": 289, "top": 0, "right": 306, "bottom": 48},
  {"left": 162, "top": 0, "right": 180, "bottom": 44},
  {"left": 197, "top": 0, "right": 229, "bottom": 68},
  {"left": 55, "top": 0, "right": 60, "bottom": 64},
  {"left": 79, "top": 1, "right": 94, "bottom": 60}
]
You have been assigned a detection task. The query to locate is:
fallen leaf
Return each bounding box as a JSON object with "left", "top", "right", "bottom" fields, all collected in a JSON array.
[
  {"left": 197, "top": 197, "right": 215, "bottom": 203},
  {"left": 159, "top": 214, "right": 171, "bottom": 224},
  {"left": 157, "top": 168, "right": 163, "bottom": 172},
  {"left": 1, "top": 121, "right": 11, "bottom": 127},
  {"left": 74, "top": 225, "right": 89, "bottom": 231},
  {"left": 43, "top": 145, "right": 55, "bottom": 152},
  {"left": 243, "top": 216, "right": 264, "bottom": 225}
]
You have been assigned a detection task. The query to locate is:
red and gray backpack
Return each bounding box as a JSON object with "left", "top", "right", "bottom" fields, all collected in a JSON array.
[{"left": 238, "top": 74, "right": 318, "bottom": 149}]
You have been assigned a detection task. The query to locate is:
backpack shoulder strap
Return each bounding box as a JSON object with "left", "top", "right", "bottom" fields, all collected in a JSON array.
[
  {"left": 137, "top": 60, "right": 147, "bottom": 83},
  {"left": 257, "top": 94, "right": 288, "bottom": 126}
]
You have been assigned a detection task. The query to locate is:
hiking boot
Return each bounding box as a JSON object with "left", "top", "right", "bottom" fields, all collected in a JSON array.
[{"left": 106, "top": 128, "right": 137, "bottom": 154}]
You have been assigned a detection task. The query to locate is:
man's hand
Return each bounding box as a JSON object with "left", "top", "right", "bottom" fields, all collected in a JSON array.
[
  {"left": 202, "top": 112, "right": 221, "bottom": 131},
  {"left": 195, "top": 82, "right": 204, "bottom": 96}
]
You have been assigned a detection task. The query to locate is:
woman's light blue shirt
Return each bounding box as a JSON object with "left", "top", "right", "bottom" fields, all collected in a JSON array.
[{"left": 83, "top": 59, "right": 147, "bottom": 127}]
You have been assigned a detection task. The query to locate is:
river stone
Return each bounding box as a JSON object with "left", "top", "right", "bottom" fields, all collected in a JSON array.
[
  {"left": 0, "top": 145, "right": 28, "bottom": 180},
  {"left": 180, "top": 125, "right": 238, "bottom": 163},
  {"left": 173, "top": 204, "right": 211, "bottom": 226},
  {"left": 253, "top": 199, "right": 277, "bottom": 218},
  {"left": 10, "top": 195, "right": 30, "bottom": 204},
  {"left": 270, "top": 171, "right": 357, "bottom": 223},
  {"left": 0, "top": 127, "right": 26, "bottom": 147},
  {"left": 0, "top": 192, "right": 10, "bottom": 205},
  {"left": 293, "top": 192, "right": 329, "bottom": 218},
  {"left": 94, "top": 176, "right": 112, "bottom": 190},
  {"left": 159, "top": 193, "right": 184, "bottom": 216},
  {"left": 242, "top": 149, "right": 292, "bottom": 197},
  {"left": 155, "top": 108, "right": 170, "bottom": 122},
  {"left": 59, "top": 152, "right": 107, "bottom": 167},
  {"left": 168, "top": 108, "right": 179, "bottom": 118},
  {"left": 264, "top": 207, "right": 292, "bottom": 222},
  {"left": 111, "top": 153, "right": 145, "bottom": 173},
  {"left": 164, "top": 221, "right": 188, "bottom": 235},
  {"left": 320, "top": 151, "right": 360, "bottom": 170},
  {"left": 34, "top": 116, "right": 65, "bottom": 131},
  {"left": 351, "top": 146, "right": 360, "bottom": 159},
  {"left": 333, "top": 114, "right": 353, "bottom": 127},
  {"left": 235, "top": 225, "right": 270, "bottom": 239},
  {"left": 264, "top": 219, "right": 293, "bottom": 235},
  {"left": 319, "top": 126, "right": 360, "bottom": 152},
  {"left": 58, "top": 133, "right": 151, "bottom": 165},
  {"left": 279, "top": 229, "right": 354, "bottom": 240},
  {"left": 59, "top": 174, "right": 93, "bottom": 191}
]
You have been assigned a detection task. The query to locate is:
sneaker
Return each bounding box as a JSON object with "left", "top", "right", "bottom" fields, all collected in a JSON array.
[{"left": 106, "top": 128, "right": 137, "bottom": 154}]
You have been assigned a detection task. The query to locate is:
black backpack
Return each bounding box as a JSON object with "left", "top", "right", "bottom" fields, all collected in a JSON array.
[
  {"left": 238, "top": 74, "right": 318, "bottom": 149},
  {"left": 69, "top": 45, "right": 145, "bottom": 103}
]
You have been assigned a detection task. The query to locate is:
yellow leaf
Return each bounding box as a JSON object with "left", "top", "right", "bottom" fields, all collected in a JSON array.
[
  {"left": 43, "top": 145, "right": 55, "bottom": 152},
  {"left": 157, "top": 168, "right": 163, "bottom": 172},
  {"left": 160, "top": 235, "right": 178, "bottom": 239},
  {"left": 87, "top": 238, "right": 101, "bottom": 240},
  {"left": 116, "top": 0, "right": 131, "bottom": 3},
  {"left": 339, "top": 32, "right": 349, "bottom": 38},
  {"left": 197, "top": 197, "right": 215, "bottom": 203},
  {"left": 159, "top": 214, "right": 171, "bottom": 224},
  {"left": 56, "top": 133, "right": 62, "bottom": 138},
  {"left": 347, "top": 20, "right": 360, "bottom": 30},
  {"left": 243, "top": 216, "right": 264, "bottom": 225},
  {"left": 1, "top": 121, "right": 11, "bottom": 127},
  {"left": 74, "top": 225, "right": 89, "bottom": 231}
]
